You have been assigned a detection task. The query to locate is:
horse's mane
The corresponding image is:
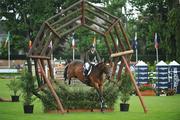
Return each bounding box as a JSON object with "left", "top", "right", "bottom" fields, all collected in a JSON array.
[{"left": 95, "top": 62, "right": 104, "bottom": 68}]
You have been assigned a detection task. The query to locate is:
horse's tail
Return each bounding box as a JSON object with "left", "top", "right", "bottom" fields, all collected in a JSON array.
[{"left": 64, "top": 64, "right": 69, "bottom": 81}]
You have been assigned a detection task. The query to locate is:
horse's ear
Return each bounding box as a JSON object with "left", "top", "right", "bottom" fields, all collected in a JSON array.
[{"left": 101, "top": 58, "right": 105, "bottom": 63}]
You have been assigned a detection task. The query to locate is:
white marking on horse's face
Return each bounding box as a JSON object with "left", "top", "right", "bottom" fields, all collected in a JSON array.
[
  {"left": 106, "top": 63, "right": 110, "bottom": 65},
  {"left": 104, "top": 63, "right": 112, "bottom": 80}
]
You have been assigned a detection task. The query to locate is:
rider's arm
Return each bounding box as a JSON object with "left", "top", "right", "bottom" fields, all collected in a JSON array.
[
  {"left": 85, "top": 50, "right": 90, "bottom": 63},
  {"left": 95, "top": 51, "right": 101, "bottom": 62}
]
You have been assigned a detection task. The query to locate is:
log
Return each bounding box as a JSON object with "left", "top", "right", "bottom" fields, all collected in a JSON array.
[
  {"left": 0, "top": 97, "right": 11, "bottom": 102},
  {"left": 110, "top": 50, "right": 134, "bottom": 58}
]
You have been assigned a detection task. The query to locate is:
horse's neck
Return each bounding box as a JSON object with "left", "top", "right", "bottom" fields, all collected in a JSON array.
[{"left": 93, "top": 64, "right": 104, "bottom": 76}]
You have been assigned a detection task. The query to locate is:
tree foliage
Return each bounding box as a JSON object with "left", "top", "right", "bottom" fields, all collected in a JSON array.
[
  {"left": 0, "top": 0, "right": 179, "bottom": 62},
  {"left": 128, "top": 0, "right": 180, "bottom": 63},
  {"left": 0, "top": 0, "right": 58, "bottom": 55}
]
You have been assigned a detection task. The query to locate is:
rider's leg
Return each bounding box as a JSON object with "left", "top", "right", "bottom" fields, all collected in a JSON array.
[{"left": 83, "top": 62, "right": 90, "bottom": 83}]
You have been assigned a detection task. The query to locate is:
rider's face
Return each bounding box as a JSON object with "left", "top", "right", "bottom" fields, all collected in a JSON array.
[{"left": 91, "top": 48, "right": 95, "bottom": 53}]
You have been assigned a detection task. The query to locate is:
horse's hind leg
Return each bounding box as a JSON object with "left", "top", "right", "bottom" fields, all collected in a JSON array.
[
  {"left": 64, "top": 65, "right": 68, "bottom": 84},
  {"left": 64, "top": 77, "right": 67, "bottom": 84},
  {"left": 68, "top": 78, "right": 71, "bottom": 85}
]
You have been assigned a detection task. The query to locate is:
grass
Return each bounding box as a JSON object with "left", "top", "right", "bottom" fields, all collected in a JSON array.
[
  {"left": 0, "top": 79, "right": 12, "bottom": 98},
  {"left": 0, "top": 79, "right": 180, "bottom": 120}
]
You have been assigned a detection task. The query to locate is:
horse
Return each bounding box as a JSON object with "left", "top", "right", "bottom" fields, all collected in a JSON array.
[{"left": 64, "top": 60, "right": 112, "bottom": 112}]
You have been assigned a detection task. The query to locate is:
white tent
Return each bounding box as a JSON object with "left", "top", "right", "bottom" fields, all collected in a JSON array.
[
  {"left": 156, "top": 60, "right": 168, "bottom": 66},
  {"left": 136, "top": 60, "right": 147, "bottom": 66},
  {"left": 169, "top": 60, "right": 180, "bottom": 66}
]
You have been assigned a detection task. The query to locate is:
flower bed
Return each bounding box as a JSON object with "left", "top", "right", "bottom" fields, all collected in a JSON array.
[
  {"left": 140, "top": 90, "right": 156, "bottom": 96},
  {"left": 138, "top": 84, "right": 156, "bottom": 96}
]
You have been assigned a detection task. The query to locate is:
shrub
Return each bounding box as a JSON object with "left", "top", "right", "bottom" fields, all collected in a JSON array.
[
  {"left": 6, "top": 77, "right": 20, "bottom": 96},
  {"left": 20, "top": 69, "right": 36, "bottom": 105},
  {"left": 166, "top": 88, "right": 176, "bottom": 96},
  {"left": 40, "top": 81, "right": 119, "bottom": 111},
  {"left": 119, "top": 73, "right": 133, "bottom": 104}
]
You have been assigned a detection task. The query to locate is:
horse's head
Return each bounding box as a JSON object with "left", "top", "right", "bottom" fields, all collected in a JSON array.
[{"left": 96, "top": 61, "right": 113, "bottom": 80}]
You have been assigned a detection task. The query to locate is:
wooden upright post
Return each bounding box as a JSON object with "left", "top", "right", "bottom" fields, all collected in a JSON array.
[
  {"left": 34, "top": 59, "right": 42, "bottom": 87},
  {"left": 38, "top": 59, "right": 65, "bottom": 113},
  {"left": 121, "top": 56, "right": 148, "bottom": 113},
  {"left": 117, "top": 59, "right": 124, "bottom": 81},
  {"left": 47, "top": 59, "right": 54, "bottom": 79}
]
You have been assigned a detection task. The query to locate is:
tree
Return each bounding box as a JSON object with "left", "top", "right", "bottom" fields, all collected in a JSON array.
[
  {"left": 128, "top": 0, "right": 180, "bottom": 62},
  {"left": 0, "top": 0, "right": 105, "bottom": 59},
  {"left": 166, "top": 1, "right": 180, "bottom": 62},
  {"left": 0, "top": 0, "right": 62, "bottom": 55}
]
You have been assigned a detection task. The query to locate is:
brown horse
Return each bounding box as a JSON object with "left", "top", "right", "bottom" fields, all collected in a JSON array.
[{"left": 64, "top": 60, "right": 112, "bottom": 112}]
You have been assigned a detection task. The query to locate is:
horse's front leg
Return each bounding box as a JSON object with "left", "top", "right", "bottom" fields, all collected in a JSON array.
[
  {"left": 66, "top": 73, "right": 71, "bottom": 85},
  {"left": 95, "top": 83, "right": 104, "bottom": 112},
  {"left": 99, "top": 85, "right": 104, "bottom": 112}
]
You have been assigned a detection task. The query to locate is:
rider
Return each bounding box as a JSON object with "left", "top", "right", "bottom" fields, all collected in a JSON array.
[{"left": 83, "top": 45, "right": 101, "bottom": 84}]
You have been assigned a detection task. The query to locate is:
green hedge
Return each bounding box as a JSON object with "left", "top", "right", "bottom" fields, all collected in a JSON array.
[
  {"left": 41, "top": 82, "right": 119, "bottom": 111},
  {"left": 0, "top": 73, "right": 20, "bottom": 79}
]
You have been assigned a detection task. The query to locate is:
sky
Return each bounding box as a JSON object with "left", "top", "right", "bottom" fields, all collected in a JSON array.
[{"left": 90, "top": 1, "right": 140, "bottom": 19}]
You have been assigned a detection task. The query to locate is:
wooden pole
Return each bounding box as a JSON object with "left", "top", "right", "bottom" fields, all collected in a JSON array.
[
  {"left": 34, "top": 59, "right": 42, "bottom": 87},
  {"left": 47, "top": 0, "right": 83, "bottom": 22},
  {"left": 28, "top": 55, "right": 50, "bottom": 59},
  {"left": 81, "top": 0, "right": 85, "bottom": 25},
  {"left": 105, "top": 19, "right": 119, "bottom": 34},
  {"left": 83, "top": 24, "right": 104, "bottom": 36},
  {"left": 111, "top": 58, "right": 119, "bottom": 80},
  {"left": 28, "top": 23, "right": 45, "bottom": 57},
  {"left": 86, "top": 1, "right": 119, "bottom": 20},
  {"left": 55, "top": 15, "right": 82, "bottom": 32},
  {"left": 47, "top": 59, "right": 54, "bottom": 79},
  {"left": 0, "top": 97, "right": 11, "bottom": 102},
  {"left": 38, "top": 59, "right": 65, "bottom": 113},
  {"left": 117, "top": 59, "right": 124, "bottom": 81},
  {"left": 111, "top": 50, "right": 134, "bottom": 58},
  {"left": 60, "top": 24, "right": 81, "bottom": 37},
  {"left": 51, "top": 8, "right": 81, "bottom": 27},
  {"left": 85, "top": 8, "right": 112, "bottom": 24},
  {"left": 109, "top": 32, "right": 119, "bottom": 80},
  {"left": 40, "top": 34, "right": 55, "bottom": 56},
  {"left": 121, "top": 56, "right": 148, "bottom": 113},
  {"left": 114, "top": 26, "right": 125, "bottom": 50},
  {"left": 118, "top": 22, "right": 131, "bottom": 49},
  {"left": 104, "top": 34, "right": 112, "bottom": 55},
  {"left": 109, "top": 32, "right": 118, "bottom": 51},
  {"left": 85, "top": 16, "right": 108, "bottom": 30}
]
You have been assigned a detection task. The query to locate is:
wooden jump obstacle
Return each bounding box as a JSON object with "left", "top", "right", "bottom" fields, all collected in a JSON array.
[{"left": 28, "top": 0, "right": 147, "bottom": 113}]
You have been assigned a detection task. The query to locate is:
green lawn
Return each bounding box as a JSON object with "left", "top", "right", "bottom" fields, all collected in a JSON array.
[{"left": 0, "top": 79, "right": 180, "bottom": 120}]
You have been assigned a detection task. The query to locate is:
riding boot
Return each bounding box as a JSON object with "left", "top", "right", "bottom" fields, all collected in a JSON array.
[
  {"left": 84, "top": 74, "right": 89, "bottom": 85},
  {"left": 84, "top": 70, "right": 90, "bottom": 85}
]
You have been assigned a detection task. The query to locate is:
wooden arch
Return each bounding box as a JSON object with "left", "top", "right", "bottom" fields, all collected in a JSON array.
[{"left": 28, "top": 0, "right": 147, "bottom": 113}]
